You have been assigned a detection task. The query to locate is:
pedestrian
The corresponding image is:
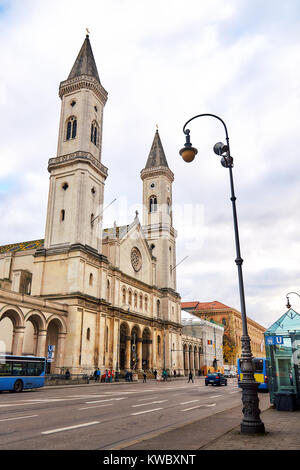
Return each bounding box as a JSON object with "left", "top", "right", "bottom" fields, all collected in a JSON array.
[
  {"left": 96, "top": 368, "right": 101, "bottom": 382},
  {"left": 108, "top": 369, "right": 111, "bottom": 382},
  {"left": 173, "top": 369, "right": 176, "bottom": 378},
  {"left": 153, "top": 369, "right": 157, "bottom": 380},
  {"left": 130, "top": 371, "right": 133, "bottom": 382},
  {"left": 105, "top": 369, "right": 109, "bottom": 383},
  {"left": 162, "top": 369, "right": 168, "bottom": 382},
  {"left": 143, "top": 371, "right": 147, "bottom": 383},
  {"left": 65, "top": 369, "right": 70, "bottom": 380},
  {"left": 111, "top": 369, "right": 114, "bottom": 382},
  {"left": 188, "top": 371, "right": 194, "bottom": 383}
]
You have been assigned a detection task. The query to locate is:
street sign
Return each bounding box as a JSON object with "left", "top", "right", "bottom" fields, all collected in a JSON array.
[{"left": 265, "top": 335, "right": 284, "bottom": 345}]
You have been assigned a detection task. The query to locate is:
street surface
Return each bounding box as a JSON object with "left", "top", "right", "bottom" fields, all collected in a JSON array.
[{"left": 0, "top": 378, "right": 242, "bottom": 450}]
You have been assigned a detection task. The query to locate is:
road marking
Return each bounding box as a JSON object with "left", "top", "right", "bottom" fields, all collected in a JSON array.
[
  {"left": 0, "top": 414, "right": 38, "bottom": 422},
  {"left": 180, "top": 399, "right": 199, "bottom": 405},
  {"left": 78, "top": 404, "right": 113, "bottom": 410},
  {"left": 229, "top": 391, "right": 240, "bottom": 394},
  {"left": 181, "top": 404, "right": 216, "bottom": 412},
  {"left": 132, "top": 400, "right": 167, "bottom": 408},
  {"left": 85, "top": 397, "right": 126, "bottom": 404},
  {"left": 137, "top": 396, "right": 159, "bottom": 401},
  {"left": 42, "top": 421, "right": 100, "bottom": 435},
  {"left": 209, "top": 395, "right": 221, "bottom": 398},
  {"left": 131, "top": 408, "right": 163, "bottom": 416}
]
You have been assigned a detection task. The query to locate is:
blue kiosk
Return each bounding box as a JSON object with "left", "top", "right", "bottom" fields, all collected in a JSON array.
[{"left": 264, "top": 302, "right": 300, "bottom": 411}]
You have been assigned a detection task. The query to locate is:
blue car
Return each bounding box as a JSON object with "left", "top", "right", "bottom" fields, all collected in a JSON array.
[{"left": 205, "top": 373, "right": 227, "bottom": 386}]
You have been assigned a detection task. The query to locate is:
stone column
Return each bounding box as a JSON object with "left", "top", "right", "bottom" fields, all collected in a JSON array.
[
  {"left": 125, "top": 336, "right": 131, "bottom": 370},
  {"left": 55, "top": 332, "right": 66, "bottom": 371},
  {"left": 184, "top": 346, "right": 189, "bottom": 374},
  {"left": 12, "top": 326, "right": 25, "bottom": 355},
  {"left": 36, "top": 330, "right": 47, "bottom": 357},
  {"left": 148, "top": 340, "right": 153, "bottom": 370},
  {"left": 137, "top": 338, "right": 142, "bottom": 370}
]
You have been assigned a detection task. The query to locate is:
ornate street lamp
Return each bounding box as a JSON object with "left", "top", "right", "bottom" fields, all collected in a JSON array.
[
  {"left": 286, "top": 292, "right": 300, "bottom": 309},
  {"left": 179, "top": 113, "right": 265, "bottom": 435}
]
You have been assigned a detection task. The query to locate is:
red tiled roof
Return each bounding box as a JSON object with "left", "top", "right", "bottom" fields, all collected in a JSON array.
[
  {"left": 181, "top": 301, "right": 231, "bottom": 311},
  {"left": 181, "top": 301, "right": 199, "bottom": 309}
]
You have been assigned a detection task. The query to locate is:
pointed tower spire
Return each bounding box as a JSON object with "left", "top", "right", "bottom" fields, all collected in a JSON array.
[
  {"left": 145, "top": 129, "right": 169, "bottom": 169},
  {"left": 68, "top": 34, "right": 101, "bottom": 83}
]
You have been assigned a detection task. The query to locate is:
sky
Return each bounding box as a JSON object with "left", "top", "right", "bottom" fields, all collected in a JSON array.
[{"left": 1, "top": 0, "right": 300, "bottom": 329}]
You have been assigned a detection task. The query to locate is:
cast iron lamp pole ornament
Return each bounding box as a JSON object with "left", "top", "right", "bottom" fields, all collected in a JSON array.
[
  {"left": 286, "top": 292, "right": 300, "bottom": 309},
  {"left": 179, "top": 113, "right": 265, "bottom": 435}
]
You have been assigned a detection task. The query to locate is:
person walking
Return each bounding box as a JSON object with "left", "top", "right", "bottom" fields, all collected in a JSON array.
[
  {"left": 153, "top": 369, "right": 157, "bottom": 380},
  {"left": 162, "top": 369, "right": 168, "bottom": 382},
  {"left": 143, "top": 371, "right": 147, "bottom": 383},
  {"left": 188, "top": 370, "right": 194, "bottom": 383},
  {"left": 96, "top": 368, "right": 101, "bottom": 382},
  {"left": 173, "top": 369, "right": 176, "bottom": 378}
]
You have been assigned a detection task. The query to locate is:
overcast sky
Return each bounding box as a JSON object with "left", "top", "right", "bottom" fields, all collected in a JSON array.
[{"left": 1, "top": 0, "right": 300, "bottom": 329}]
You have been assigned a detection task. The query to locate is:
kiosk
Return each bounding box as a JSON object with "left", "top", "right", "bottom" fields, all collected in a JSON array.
[{"left": 264, "top": 308, "right": 300, "bottom": 410}]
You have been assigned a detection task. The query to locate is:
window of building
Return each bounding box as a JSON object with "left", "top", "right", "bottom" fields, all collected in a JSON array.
[
  {"left": 66, "top": 116, "right": 77, "bottom": 140},
  {"left": 122, "top": 287, "right": 126, "bottom": 305},
  {"left": 157, "top": 300, "right": 160, "bottom": 316},
  {"left": 157, "top": 335, "right": 161, "bottom": 355},
  {"left": 128, "top": 290, "right": 132, "bottom": 306},
  {"left": 60, "top": 209, "right": 65, "bottom": 221},
  {"left": 149, "top": 196, "right": 157, "bottom": 213},
  {"left": 145, "top": 296, "right": 148, "bottom": 311},
  {"left": 91, "top": 121, "right": 99, "bottom": 146},
  {"left": 89, "top": 273, "right": 93, "bottom": 286},
  {"left": 134, "top": 292, "right": 138, "bottom": 308},
  {"left": 139, "top": 294, "right": 143, "bottom": 310},
  {"left": 87, "top": 328, "right": 91, "bottom": 340}
]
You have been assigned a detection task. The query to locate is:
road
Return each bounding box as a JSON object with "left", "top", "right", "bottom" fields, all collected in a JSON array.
[{"left": 0, "top": 378, "right": 242, "bottom": 450}]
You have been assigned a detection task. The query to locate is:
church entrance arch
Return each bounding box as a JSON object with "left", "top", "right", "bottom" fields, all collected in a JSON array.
[
  {"left": 131, "top": 325, "right": 141, "bottom": 371},
  {"left": 119, "top": 322, "right": 129, "bottom": 370},
  {"left": 142, "top": 327, "right": 151, "bottom": 370},
  {"left": 46, "top": 316, "right": 66, "bottom": 373}
]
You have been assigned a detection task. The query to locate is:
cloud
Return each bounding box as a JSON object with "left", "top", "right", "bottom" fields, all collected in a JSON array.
[{"left": 0, "top": 0, "right": 300, "bottom": 329}]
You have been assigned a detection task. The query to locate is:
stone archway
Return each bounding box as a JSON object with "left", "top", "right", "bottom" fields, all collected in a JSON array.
[
  {"left": 24, "top": 311, "right": 47, "bottom": 357},
  {"left": 131, "top": 325, "right": 141, "bottom": 371},
  {"left": 0, "top": 306, "right": 25, "bottom": 355},
  {"left": 142, "top": 327, "right": 151, "bottom": 370},
  {"left": 119, "top": 322, "right": 130, "bottom": 370},
  {"left": 45, "top": 316, "right": 67, "bottom": 373}
]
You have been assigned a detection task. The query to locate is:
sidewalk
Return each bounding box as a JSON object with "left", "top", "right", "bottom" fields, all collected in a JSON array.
[{"left": 121, "top": 392, "right": 300, "bottom": 451}]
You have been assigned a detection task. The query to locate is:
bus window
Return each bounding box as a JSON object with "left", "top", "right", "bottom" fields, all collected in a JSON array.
[
  {"left": 12, "top": 362, "right": 24, "bottom": 376},
  {"left": 0, "top": 363, "right": 12, "bottom": 376},
  {"left": 253, "top": 359, "right": 264, "bottom": 373},
  {"left": 27, "top": 362, "right": 37, "bottom": 376}
]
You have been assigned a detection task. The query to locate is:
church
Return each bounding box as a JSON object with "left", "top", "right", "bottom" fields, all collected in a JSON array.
[{"left": 0, "top": 35, "right": 202, "bottom": 376}]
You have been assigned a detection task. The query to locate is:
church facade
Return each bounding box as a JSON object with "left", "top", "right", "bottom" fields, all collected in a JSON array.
[{"left": 0, "top": 35, "right": 192, "bottom": 376}]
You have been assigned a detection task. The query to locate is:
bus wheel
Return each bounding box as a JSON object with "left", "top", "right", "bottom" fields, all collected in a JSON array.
[{"left": 13, "top": 380, "right": 23, "bottom": 393}]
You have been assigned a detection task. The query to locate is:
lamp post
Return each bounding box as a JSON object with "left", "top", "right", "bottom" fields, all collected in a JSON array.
[
  {"left": 179, "top": 113, "right": 265, "bottom": 435},
  {"left": 286, "top": 292, "right": 300, "bottom": 309}
]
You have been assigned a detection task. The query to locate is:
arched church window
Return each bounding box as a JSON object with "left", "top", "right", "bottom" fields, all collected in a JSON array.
[
  {"left": 122, "top": 287, "right": 126, "bottom": 305},
  {"left": 107, "top": 279, "right": 110, "bottom": 302},
  {"left": 139, "top": 294, "right": 143, "bottom": 310},
  {"left": 157, "top": 300, "right": 160, "bottom": 316},
  {"left": 128, "top": 290, "right": 132, "bottom": 306},
  {"left": 134, "top": 292, "right": 138, "bottom": 308},
  {"left": 157, "top": 335, "right": 161, "bottom": 355},
  {"left": 167, "top": 198, "right": 171, "bottom": 215},
  {"left": 87, "top": 328, "right": 91, "bottom": 340},
  {"left": 145, "top": 296, "right": 148, "bottom": 312},
  {"left": 66, "top": 116, "right": 77, "bottom": 140},
  {"left": 91, "top": 121, "right": 99, "bottom": 146},
  {"left": 89, "top": 273, "right": 93, "bottom": 286},
  {"left": 149, "top": 196, "right": 157, "bottom": 213},
  {"left": 60, "top": 209, "right": 65, "bottom": 221}
]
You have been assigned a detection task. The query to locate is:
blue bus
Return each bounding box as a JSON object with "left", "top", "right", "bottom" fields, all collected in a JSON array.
[
  {"left": 0, "top": 355, "right": 47, "bottom": 392},
  {"left": 237, "top": 357, "right": 268, "bottom": 391}
]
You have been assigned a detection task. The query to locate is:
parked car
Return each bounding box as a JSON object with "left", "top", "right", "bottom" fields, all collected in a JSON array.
[
  {"left": 223, "top": 371, "right": 232, "bottom": 378},
  {"left": 205, "top": 372, "right": 227, "bottom": 386}
]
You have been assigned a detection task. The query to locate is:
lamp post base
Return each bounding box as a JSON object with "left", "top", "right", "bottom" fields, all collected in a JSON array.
[{"left": 240, "top": 381, "right": 265, "bottom": 435}]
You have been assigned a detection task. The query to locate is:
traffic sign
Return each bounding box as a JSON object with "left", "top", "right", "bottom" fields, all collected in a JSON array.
[{"left": 265, "top": 335, "right": 284, "bottom": 345}]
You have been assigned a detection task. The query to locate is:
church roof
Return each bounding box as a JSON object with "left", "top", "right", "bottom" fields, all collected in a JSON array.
[
  {"left": 68, "top": 35, "right": 101, "bottom": 83},
  {"left": 0, "top": 239, "right": 44, "bottom": 254},
  {"left": 144, "top": 130, "right": 169, "bottom": 169}
]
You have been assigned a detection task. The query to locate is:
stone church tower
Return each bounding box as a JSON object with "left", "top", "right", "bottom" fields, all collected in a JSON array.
[
  {"left": 141, "top": 130, "right": 177, "bottom": 291},
  {"left": 44, "top": 34, "right": 108, "bottom": 254}
]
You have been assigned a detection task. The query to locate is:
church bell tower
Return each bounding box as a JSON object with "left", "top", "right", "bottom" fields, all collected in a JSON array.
[
  {"left": 44, "top": 34, "right": 108, "bottom": 254},
  {"left": 141, "top": 130, "right": 177, "bottom": 291}
]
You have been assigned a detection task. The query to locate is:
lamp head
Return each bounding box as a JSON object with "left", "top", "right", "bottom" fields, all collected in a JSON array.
[
  {"left": 213, "top": 142, "right": 229, "bottom": 156},
  {"left": 179, "top": 129, "right": 198, "bottom": 163},
  {"left": 286, "top": 297, "right": 291, "bottom": 309}
]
